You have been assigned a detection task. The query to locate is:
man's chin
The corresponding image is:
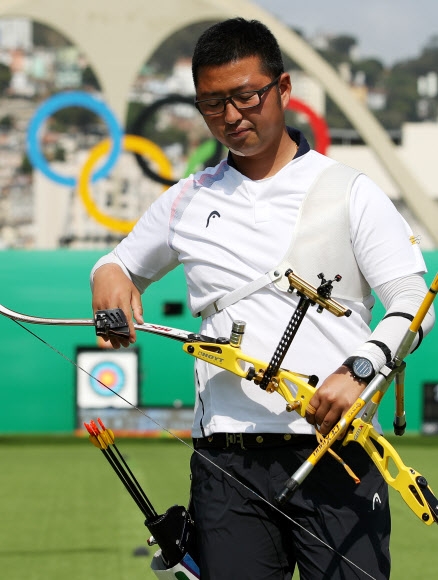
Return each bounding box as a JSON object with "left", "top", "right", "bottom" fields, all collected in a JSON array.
[{"left": 228, "top": 147, "right": 246, "bottom": 157}]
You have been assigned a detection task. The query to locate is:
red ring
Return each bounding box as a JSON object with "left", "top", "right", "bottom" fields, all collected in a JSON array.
[{"left": 287, "top": 97, "right": 331, "bottom": 154}]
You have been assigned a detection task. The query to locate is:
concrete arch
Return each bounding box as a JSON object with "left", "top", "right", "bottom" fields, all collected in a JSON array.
[{"left": 1, "top": 0, "right": 437, "bottom": 243}]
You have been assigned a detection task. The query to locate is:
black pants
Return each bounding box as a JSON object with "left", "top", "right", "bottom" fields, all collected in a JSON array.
[{"left": 190, "top": 436, "right": 390, "bottom": 580}]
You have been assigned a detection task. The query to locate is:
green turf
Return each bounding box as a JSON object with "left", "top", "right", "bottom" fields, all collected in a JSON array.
[
  {"left": 1, "top": 435, "right": 437, "bottom": 579},
  {"left": 0, "top": 437, "right": 193, "bottom": 580},
  {"left": 385, "top": 436, "right": 438, "bottom": 580}
]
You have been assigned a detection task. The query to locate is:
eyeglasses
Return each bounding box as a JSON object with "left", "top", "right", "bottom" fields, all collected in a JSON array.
[{"left": 195, "top": 76, "right": 281, "bottom": 117}]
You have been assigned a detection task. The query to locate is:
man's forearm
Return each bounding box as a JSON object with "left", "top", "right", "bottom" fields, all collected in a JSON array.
[{"left": 351, "top": 273, "right": 435, "bottom": 370}]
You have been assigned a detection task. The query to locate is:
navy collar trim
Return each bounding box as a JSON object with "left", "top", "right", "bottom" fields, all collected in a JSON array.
[{"left": 226, "top": 126, "right": 310, "bottom": 169}]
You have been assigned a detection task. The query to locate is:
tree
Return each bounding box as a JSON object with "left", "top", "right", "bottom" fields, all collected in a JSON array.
[
  {"left": 148, "top": 20, "right": 215, "bottom": 74},
  {"left": 51, "top": 107, "right": 100, "bottom": 131},
  {"left": 0, "top": 114, "right": 14, "bottom": 130},
  {"left": 33, "top": 22, "right": 72, "bottom": 47},
  {"left": 53, "top": 145, "right": 66, "bottom": 162},
  {"left": 377, "top": 68, "right": 418, "bottom": 129},
  {"left": 329, "top": 35, "right": 357, "bottom": 58},
  {"left": 0, "top": 63, "right": 11, "bottom": 95},
  {"left": 351, "top": 58, "right": 384, "bottom": 88},
  {"left": 82, "top": 66, "right": 101, "bottom": 91},
  {"left": 18, "top": 154, "right": 33, "bottom": 175}
]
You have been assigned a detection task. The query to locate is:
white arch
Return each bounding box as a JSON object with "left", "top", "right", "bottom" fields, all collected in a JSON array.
[{"left": 1, "top": 0, "right": 437, "bottom": 242}]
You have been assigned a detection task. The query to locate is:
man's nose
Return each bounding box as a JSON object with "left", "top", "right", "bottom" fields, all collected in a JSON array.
[{"left": 224, "top": 99, "right": 243, "bottom": 123}]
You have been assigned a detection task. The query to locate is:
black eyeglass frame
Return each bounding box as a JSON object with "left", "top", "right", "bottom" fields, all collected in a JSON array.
[{"left": 194, "top": 76, "right": 281, "bottom": 117}]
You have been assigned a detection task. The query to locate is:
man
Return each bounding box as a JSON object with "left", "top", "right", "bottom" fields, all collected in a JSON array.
[{"left": 91, "top": 18, "right": 434, "bottom": 580}]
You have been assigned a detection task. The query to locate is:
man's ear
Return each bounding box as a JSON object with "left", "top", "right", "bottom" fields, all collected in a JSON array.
[{"left": 279, "top": 72, "right": 292, "bottom": 109}]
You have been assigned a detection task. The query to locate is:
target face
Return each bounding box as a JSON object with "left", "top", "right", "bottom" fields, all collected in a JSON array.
[
  {"left": 76, "top": 348, "right": 139, "bottom": 409},
  {"left": 90, "top": 361, "right": 125, "bottom": 396}
]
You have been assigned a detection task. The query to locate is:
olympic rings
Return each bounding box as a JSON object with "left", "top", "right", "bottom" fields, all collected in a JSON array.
[
  {"left": 183, "top": 139, "right": 221, "bottom": 177},
  {"left": 27, "top": 91, "right": 123, "bottom": 186},
  {"left": 287, "top": 97, "right": 331, "bottom": 154},
  {"left": 78, "top": 135, "right": 173, "bottom": 234},
  {"left": 129, "top": 94, "right": 223, "bottom": 185},
  {"left": 26, "top": 90, "right": 331, "bottom": 235}
]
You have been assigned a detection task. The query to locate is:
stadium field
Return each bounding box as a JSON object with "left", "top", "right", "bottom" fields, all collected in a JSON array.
[{"left": 0, "top": 435, "right": 437, "bottom": 579}]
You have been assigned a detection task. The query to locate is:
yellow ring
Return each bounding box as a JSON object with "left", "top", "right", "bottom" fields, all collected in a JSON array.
[{"left": 78, "top": 135, "right": 173, "bottom": 234}]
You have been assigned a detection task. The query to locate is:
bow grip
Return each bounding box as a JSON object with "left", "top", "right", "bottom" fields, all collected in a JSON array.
[{"left": 95, "top": 308, "right": 130, "bottom": 339}]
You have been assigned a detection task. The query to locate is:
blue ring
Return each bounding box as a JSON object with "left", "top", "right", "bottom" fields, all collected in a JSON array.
[
  {"left": 90, "top": 361, "right": 125, "bottom": 397},
  {"left": 26, "top": 91, "right": 123, "bottom": 186}
]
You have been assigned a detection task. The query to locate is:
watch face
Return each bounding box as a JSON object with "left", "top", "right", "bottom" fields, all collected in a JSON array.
[{"left": 352, "top": 357, "right": 374, "bottom": 379}]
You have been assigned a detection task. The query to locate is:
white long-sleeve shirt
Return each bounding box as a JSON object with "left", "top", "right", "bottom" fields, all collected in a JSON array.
[{"left": 92, "top": 138, "right": 434, "bottom": 436}]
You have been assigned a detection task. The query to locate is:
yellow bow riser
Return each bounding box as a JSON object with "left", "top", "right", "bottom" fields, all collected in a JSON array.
[{"left": 183, "top": 341, "right": 316, "bottom": 416}]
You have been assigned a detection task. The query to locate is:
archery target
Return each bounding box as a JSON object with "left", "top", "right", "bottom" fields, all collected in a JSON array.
[
  {"left": 76, "top": 348, "right": 139, "bottom": 408},
  {"left": 90, "top": 361, "right": 125, "bottom": 396}
]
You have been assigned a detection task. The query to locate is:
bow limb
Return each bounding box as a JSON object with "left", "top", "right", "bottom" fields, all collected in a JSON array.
[
  {"left": 0, "top": 303, "right": 95, "bottom": 328},
  {"left": 344, "top": 419, "right": 438, "bottom": 525},
  {"left": 0, "top": 302, "right": 194, "bottom": 342}
]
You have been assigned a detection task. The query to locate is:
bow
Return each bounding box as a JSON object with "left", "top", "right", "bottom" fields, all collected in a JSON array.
[{"left": 1, "top": 270, "right": 437, "bottom": 579}]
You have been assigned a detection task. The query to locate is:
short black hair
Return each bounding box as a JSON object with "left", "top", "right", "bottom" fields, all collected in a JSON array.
[{"left": 192, "top": 18, "right": 284, "bottom": 87}]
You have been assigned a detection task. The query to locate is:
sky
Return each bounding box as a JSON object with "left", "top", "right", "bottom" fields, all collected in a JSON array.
[{"left": 252, "top": 0, "right": 438, "bottom": 66}]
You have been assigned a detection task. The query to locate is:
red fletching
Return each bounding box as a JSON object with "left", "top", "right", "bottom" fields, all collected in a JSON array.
[
  {"left": 89, "top": 420, "right": 100, "bottom": 436},
  {"left": 83, "top": 422, "right": 93, "bottom": 435}
]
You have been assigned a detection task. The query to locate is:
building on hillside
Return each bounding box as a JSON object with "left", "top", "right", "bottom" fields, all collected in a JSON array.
[{"left": 0, "top": 18, "right": 32, "bottom": 51}]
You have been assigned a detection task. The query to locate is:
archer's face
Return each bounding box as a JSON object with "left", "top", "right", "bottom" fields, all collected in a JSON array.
[{"left": 195, "top": 56, "right": 291, "bottom": 162}]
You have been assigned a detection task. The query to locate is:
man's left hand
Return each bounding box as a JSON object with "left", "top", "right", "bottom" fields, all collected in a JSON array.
[{"left": 305, "top": 366, "right": 366, "bottom": 436}]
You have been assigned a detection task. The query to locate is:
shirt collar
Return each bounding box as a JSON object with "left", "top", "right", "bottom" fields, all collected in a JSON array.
[{"left": 226, "top": 126, "right": 310, "bottom": 169}]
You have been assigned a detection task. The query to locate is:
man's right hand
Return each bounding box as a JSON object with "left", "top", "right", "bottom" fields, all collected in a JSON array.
[{"left": 92, "top": 263, "right": 144, "bottom": 349}]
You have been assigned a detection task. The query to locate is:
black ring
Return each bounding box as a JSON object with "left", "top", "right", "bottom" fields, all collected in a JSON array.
[
  {"left": 382, "top": 311, "right": 424, "bottom": 352},
  {"left": 366, "top": 340, "right": 392, "bottom": 364},
  {"left": 127, "top": 94, "right": 223, "bottom": 186}
]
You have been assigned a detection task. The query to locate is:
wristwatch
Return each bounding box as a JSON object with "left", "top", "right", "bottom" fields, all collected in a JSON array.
[{"left": 343, "top": 356, "right": 375, "bottom": 384}]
